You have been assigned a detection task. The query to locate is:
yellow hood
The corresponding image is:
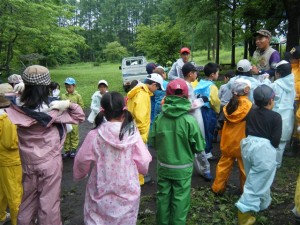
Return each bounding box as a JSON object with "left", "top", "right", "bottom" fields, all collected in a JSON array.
[{"left": 223, "top": 96, "right": 252, "bottom": 123}]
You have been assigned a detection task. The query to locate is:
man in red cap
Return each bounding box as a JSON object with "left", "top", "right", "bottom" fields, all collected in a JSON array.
[{"left": 168, "top": 47, "right": 191, "bottom": 80}]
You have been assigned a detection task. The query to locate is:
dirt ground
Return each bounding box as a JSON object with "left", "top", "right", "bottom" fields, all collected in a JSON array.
[{"left": 59, "top": 109, "right": 298, "bottom": 225}]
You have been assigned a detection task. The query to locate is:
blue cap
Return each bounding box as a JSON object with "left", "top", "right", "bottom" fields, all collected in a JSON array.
[{"left": 65, "top": 77, "right": 76, "bottom": 85}]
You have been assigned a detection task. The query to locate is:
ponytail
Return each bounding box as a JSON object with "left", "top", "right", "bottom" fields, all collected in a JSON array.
[
  {"left": 226, "top": 94, "right": 239, "bottom": 115},
  {"left": 94, "top": 110, "right": 106, "bottom": 129},
  {"left": 119, "top": 109, "right": 135, "bottom": 140}
]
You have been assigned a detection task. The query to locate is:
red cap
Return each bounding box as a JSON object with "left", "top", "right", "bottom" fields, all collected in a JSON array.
[
  {"left": 166, "top": 79, "right": 188, "bottom": 98},
  {"left": 180, "top": 47, "right": 190, "bottom": 54}
]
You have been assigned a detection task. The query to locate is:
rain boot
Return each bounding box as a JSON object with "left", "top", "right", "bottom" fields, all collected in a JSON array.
[{"left": 238, "top": 210, "right": 256, "bottom": 225}]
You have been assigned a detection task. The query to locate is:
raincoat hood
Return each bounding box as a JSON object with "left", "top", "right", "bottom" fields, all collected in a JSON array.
[
  {"left": 161, "top": 96, "right": 191, "bottom": 118},
  {"left": 275, "top": 73, "right": 295, "bottom": 93},
  {"left": 194, "top": 79, "right": 213, "bottom": 95},
  {"left": 98, "top": 121, "right": 140, "bottom": 150},
  {"left": 127, "top": 83, "right": 153, "bottom": 99},
  {"left": 223, "top": 96, "right": 252, "bottom": 123}
]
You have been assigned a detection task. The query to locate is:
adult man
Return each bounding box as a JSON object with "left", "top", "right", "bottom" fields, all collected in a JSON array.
[
  {"left": 251, "top": 29, "right": 280, "bottom": 78},
  {"left": 168, "top": 47, "right": 191, "bottom": 80}
]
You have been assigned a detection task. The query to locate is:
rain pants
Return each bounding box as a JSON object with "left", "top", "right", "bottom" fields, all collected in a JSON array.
[
  {"left": 0, "top": 112, "right": 22, "bottom": 225},
  {"left": 292, "top": 61, "right": 300, "bottom": 141},
  {"left": 149, "top": 96, "right": 205, "bottom": 225},
  {"left": 6, "top": 103, "right": 85, "bottom": 225},
  {"left": 212, "top": 96, "right": 252, "bottom": 194},
  {"left": 61, "top": 91, "right": 84, "bottom": 152},
  {"left": 235, "top": 136, "right": 277, "bottom": 213},
  {"left": 263, "top": 73, "right": 295, "bottom": 167}
]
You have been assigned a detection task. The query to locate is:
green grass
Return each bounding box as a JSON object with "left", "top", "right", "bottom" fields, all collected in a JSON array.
[{"left": 50, "top": 62, "right": 125, "bottom": 108}]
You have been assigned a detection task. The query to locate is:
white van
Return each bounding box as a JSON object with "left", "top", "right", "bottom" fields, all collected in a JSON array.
[{"left": 119, "top": 56, "right": 148, "bottom": 92}]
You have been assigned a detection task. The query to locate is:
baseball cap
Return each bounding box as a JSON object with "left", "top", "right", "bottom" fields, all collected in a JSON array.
[
  {"left": 237, "top": 59, "right": 252, "bottom": 73},
  {"left": 146, "top": 63, "right": 157, "bottom": 74},
  {"left": 64, "top": 77, "right": 76, "bottom": 85},
  {"left": 253, "top": 84, "right": 275, "bottom": 107},
  {"left": 276, "top": 60, "right": 291, "bottom": 77},
  {"left": 146, "top": 73, "right": 165, "bottom": 91},
  {"left": 254, "top": 29, "right": 272, "bottom": 38},
  {"left": 232, "top": 78, "right": 251, "bottom": 96},
  {"left": 180, "top": 47, "right": 190, "bottom": 55},
  {"left": 166, "top": 79, "right": 188, "bottom": 98},
  {"left": 98, "top": 80, "right": 108, "bottom": 87},
  {"left": 182, "top": 62, "right": 197, "bottom": 76},
  {"left": 285, "top": 46, "right": 300, "bottom": 60}
]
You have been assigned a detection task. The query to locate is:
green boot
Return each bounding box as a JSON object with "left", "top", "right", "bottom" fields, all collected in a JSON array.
[{"left": 238, "top": 210, "right": 256, "bottom": 225}]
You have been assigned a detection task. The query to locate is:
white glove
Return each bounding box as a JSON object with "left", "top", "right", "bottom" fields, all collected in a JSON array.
[
  {"left": 49, "top": 100, "right": 70, "bottom": 112},
  {"left": 13, "top": 82, "right": 25, "bottom": 93},
  {"left": 297, "top": 126, "right": 300, "bottom": 134}
]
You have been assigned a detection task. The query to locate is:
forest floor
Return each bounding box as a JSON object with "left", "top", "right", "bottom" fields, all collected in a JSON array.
[{"left": 57, "top": 109, "right": 300, "bottom": 225}]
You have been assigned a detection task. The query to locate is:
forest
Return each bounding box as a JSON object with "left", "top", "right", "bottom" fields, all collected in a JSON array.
[{"left": 0, "top": 0, "right": 299, "bottom": 76}]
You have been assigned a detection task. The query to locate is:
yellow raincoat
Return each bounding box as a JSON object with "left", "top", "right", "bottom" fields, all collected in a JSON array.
[
  {"left": 0, "top": 113, "right": 22, "bottom": 225},
  {"left": 127, "top": 84, "right": 153, "bottom": 185},
  {"left": 212, "top": 96, "right": 252, "bottom": 194},
  {"left": 292, "top": 61, "right": 300, "bottom": 140}
]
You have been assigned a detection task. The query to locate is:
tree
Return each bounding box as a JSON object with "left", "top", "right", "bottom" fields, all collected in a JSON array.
[
  {"left": 135, "top": 21, "right": 182, "bottom": 65},
  {"left": 103, "top": 41, "right": 128, "bottom": 62}
]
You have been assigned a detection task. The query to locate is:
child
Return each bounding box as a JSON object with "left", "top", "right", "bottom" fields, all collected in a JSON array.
[
  {"left": 49, "top": 81, "right": 61, "bottom": 102},
  {"left": 262, "top": 60, "right": 295, "bottom": 168},
  {"left": 235, "top": 85, "right": 282, "bottom": 225},
  {"left": 194, "top": 62, "right": 221, "bottom": 160},
  {"left": 74, "top": 91, "right": 152, "bottom": 225},
  {"left": 149, "top": 79, "right": 205, "bottom": 225},
  {"left": 127, "top": 73, "right": 164, "bottom": 185},
  {"left": 6, "top": 65, "right": 85, "bottom": 225},
  {"left": 212, "top": 78, "right": 252, "bottom": 195},
  {"left": 87, "top": 80, "right": 108, "bottom": 123},
  {"left": 152, "top": 66, "right": 169, "bottom": 118},
  {"left": 61, "top": 77, "right": 84, "bottom": 158},
  {"left": 182, "top": 62, "right": 212, "bottom": 181},
  {"left": 0, "top": 94, "right": 22, "bottom": 225}
]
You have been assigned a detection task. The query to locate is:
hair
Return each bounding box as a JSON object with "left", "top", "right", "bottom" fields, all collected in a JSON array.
[
  {"left": 129, "top": 80, "right": 139, "bottom": 91},
  {"left": 224, "top": 70, "right": 235, "bottom": 79},
  {"left": 153, "top": 68, "right": 165, "bottom": 76},
  {"left": 49, "top": 82, "right": 60, "bottom": 91},
  {"left": 235, "top": 70, "right": 252, "bottom": 77},
  {"left": 226, "top": 95, "right": 239, "bottom": 115},
  {"left": 204, "top": 63, "right": 219, "bottom": 77},
  {"left": 144, "top": 78, "right": 162, "bottom": 90},
  {"left": 94, "top": 91, "right": 135, "bottom": 140},
  {"left": 20, "top": 85, "right": 49, "bottom": 109}
]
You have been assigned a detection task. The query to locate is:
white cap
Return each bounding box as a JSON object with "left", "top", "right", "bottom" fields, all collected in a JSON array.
[
  {"left": 98, "top": 80, "right": 108, "bottom": 87},
  {"left": 276, "top": 60, "right": 289, "bottom": 68},
  {"left": 156, "top": 66, "right": 165, "bottom": 72},
  {"left": 8, "top": 74, "right": 23, "bottom": 84},
  {"left": 232, "top": 78, "right": 251, "bottom": 95},
  {"left": 146, "top": 73, "right": 165, "bottom": 90},
  {"left": 237, "top": 59, "right": 252, "bottom": 73}
]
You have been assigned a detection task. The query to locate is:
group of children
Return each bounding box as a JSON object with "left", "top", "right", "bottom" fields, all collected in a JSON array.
[{"left": 0, "top": 45, "right": 300, "bottom": 225}]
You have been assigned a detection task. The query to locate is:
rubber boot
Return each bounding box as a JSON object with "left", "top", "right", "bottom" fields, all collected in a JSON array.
[{"left": 238, "top": 210, "right": 256, "bottom": 225}]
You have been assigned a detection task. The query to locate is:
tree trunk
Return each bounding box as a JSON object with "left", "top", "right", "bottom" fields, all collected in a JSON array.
[
  {"left": 231, "top": 0, "right": 236, "bottom": 68},
  {"left": 283, "top": 0, "right": 300, "bottom": 51},
  {"left": 207, "top": 41, "right": 211, "bottom": 60},
  {"left": 216, "top": 0, "right": 220, "bottom": 64}
]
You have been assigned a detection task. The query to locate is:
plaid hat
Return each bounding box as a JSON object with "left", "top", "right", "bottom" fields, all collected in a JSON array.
[
  {"left": 0, "top": 83, "right": 13, "bottom": 94},
  {"left": 98, "top": 80, "right": 108, "bottom": 87},
  {"left": 0, "top": 95, "right": 11, "bottom": 108},
  {"left": 146, "top": 63, "right": 157, "bottom": 74},
  {"left": 166, "top": 79, "right": 188, "bottom": 98},
  {"left": 254, "top": 29, "right": 272, "bottom": 39},
  {"left": 65, "top": 77, "right": 76, "bottom": 85},
  {"left": 146, "top": 73, "right": 165, "bottom": 91},
  {"left": 8, "top": 74, "right": 23, "bottom": 84},
  {"left": 237, "top": 59, "right": 252, "bottom": 73},
  {"left": 232, "top": 78, "right": 251, "bottom": 96},
  {"left": 180, "top": 47, "right": 190, "bottom": 54},
  {"left": 182, "top": 62, "right": 197, "bottom": 76},
  {"left": 253, "top": 84, "right": 275, "bottom": 107},
  {"left": 285, "top": 46, "right": 300, "bottom": 60},
  {"left": 22, "top": 65, "right": 51, "bottom": 85}
]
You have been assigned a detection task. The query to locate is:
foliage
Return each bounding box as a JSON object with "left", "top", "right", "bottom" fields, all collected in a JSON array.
[
  {"left": 103, "top": 42, "right": 128, "bottom": 63},
  {"left": 135, "top": 21, "right": 182, "bottom": 65}
]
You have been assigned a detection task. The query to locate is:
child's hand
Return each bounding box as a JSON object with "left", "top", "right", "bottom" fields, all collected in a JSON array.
[{"left": 49, "top": 100, "right": 70, "bottom": 112}]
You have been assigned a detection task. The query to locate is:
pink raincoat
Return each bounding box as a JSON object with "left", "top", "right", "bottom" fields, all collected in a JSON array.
[
  {"left": 74, "top": 121, "right": 152, "bottom": 225},
  {"left": 6, "top": 103, "right": 85, "bottom": 225}
]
